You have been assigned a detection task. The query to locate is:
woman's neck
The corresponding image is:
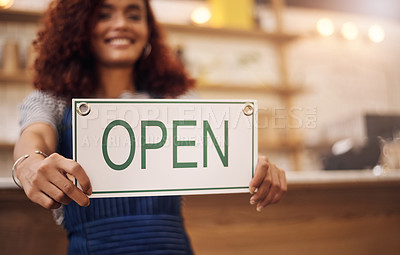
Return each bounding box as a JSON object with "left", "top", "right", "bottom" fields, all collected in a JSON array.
[{"left": 97, "top": 66, "right": 136, "bottom": 98}]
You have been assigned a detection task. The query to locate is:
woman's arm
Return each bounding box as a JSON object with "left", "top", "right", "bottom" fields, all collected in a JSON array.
[{"left": 14, "top": 123, "right": 92, "bottom": 209}]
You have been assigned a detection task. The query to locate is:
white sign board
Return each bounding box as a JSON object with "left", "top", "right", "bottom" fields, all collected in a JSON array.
[{"left": 73, "top": 99, "right": 257, "bottom": 197}]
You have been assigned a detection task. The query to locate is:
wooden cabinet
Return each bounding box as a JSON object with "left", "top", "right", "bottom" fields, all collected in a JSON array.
[
  {"left": 183, "top": 180, "right": 400, "bottom": 255},
  {"left": 0, "top": 189, "right": 68, "bottom": 255}
]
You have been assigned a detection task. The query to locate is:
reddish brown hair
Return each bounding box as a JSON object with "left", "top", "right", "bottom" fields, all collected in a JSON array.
[{"left": 33, "top": 0, "right": 194, "bottom": 100}]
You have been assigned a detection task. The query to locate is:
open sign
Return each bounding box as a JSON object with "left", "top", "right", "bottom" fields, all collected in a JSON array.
[{"left": 73, "top": 99, "right": 258, "bottom": 197}]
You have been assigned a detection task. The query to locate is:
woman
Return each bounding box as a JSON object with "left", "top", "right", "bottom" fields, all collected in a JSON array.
[{"left": 13, "top": 0, "right": 287, "bottom": 254}]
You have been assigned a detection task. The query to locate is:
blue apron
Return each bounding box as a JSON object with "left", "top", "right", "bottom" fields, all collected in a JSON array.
[{"left": 58, "top": 107, "right": 193, "bottom": 255}]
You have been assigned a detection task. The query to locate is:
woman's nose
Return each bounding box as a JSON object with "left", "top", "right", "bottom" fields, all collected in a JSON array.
[{"left": 113, "top": 12, "right": 128, "bottom": 30}]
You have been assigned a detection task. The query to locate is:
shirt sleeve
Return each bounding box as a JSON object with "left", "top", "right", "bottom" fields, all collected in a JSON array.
[{"left": 19, "top": 90, "right": 67, "bottom": 135}]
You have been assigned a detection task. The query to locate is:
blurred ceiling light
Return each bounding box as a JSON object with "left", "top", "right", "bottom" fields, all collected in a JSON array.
[
  {"left": 316, "top": 18, "right": 334, "bottom": 37},
  {"left": 0, "top": 0, "right": 13, "bottom": 9},
  {"left": 368, "top": 25, "right": 385, "bottom": 43},
  {"left": 341, "top": 22, "right": 358, "bottom": 40},
  {"left": 191, "top": 6, "right": 211, "bottom": 25}
]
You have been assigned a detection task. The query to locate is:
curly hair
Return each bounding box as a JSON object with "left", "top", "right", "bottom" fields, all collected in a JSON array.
[{"left": 33, "top": 0, "right": 194, "bottom": 100}]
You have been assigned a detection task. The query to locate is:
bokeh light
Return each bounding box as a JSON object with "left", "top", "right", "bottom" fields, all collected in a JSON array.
[
  {"left": 341, "top": 22, "right": 359, "bottom": 40},
  {"left": 0, "top": 0, "right": 14, "bottom": 9},
  {"left": 191, "top": 6, "right": 211, "bottom": 25},
  {"left": 368, "top": 25, "right": 385, "bottom": 43},
  {"left": 316, "top": 18, "right": 335, "bottom": 37}
]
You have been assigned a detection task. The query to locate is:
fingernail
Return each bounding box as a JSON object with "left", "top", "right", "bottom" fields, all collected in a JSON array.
[
  {"left": 84, "top": 186, "right": 92, "bottom": 195},
  {"left": 250, "top": 198, "right": 256, "bottom": 205},
  {"left": 256, "top": 205, "right": 264, "bottom": 212},
  {"left": 249, "top": 186, "right": 256, "bottom": 194}
]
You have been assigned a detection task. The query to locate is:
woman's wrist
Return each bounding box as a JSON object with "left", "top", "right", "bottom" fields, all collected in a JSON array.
[{"left": 12, "top": 151, "right": 49, "bottom": 188}]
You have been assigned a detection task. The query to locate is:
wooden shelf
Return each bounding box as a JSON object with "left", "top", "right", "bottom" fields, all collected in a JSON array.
[
  {"left": 196, "top": 83, "right": 306, "bottom": 95},
  {"left": 0, "top": 71, "right": 31, "bottom": 83},
  {"left": 163, "top": 23, "right": 302, "bottom": 43},
  {"left": 259, "top": 138, "right": 303, "bottom": 152},
  {"left": 0, "top": 10, "right": 42, "bottom": 23},
  {"left": 162, "top": 23, "right": 301, "bottom": 43},
  {"left": 0, "top": 142, "right": 14, "bottom": 150}
]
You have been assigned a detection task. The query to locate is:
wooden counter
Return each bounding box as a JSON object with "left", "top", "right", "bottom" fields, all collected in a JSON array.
[
  {"left": 184, "top": 171, "right": 400, "bottom": 255},
  {"left": 1, "top": 170, "right": 399, "bottom": 255}
]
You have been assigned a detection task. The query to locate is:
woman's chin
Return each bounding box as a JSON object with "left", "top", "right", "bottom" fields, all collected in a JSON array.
[{"left": 99, "top": 60, "right": 138, "bottom": 68}]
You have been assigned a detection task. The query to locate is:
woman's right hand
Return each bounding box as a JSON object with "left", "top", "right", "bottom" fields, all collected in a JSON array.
[{"left": 16, "top": 152, "right": 92, "bottom": 209}]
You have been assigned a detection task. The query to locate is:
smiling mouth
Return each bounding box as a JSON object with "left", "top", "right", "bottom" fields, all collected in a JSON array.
[{"left": 105, "top": 38, "right": 134, "bottom": 46}]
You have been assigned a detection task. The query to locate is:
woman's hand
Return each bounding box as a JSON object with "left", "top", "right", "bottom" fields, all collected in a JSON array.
[
  {"left": 249, "top": 156, "right": 287, "bottom": 212},
  {"left": 16, "top": 153, "right": 92, "bottom": 209}
]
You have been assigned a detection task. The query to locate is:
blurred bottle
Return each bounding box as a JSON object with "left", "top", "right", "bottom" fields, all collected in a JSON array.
[
  {"left": 26, "top": 44, "right": 38, "bottom": 78},
  {"left": 379, "top": 136, "right": 400, "bottom": 172},
  {"left": 2, "top": 40, "right": 20, "bottom": 74},
  {"left": 209, "top": 0, "right": 254, "bottom": 30}
]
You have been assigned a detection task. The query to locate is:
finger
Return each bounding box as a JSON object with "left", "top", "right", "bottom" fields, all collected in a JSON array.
[
  {"left": 50, "top": 174, "right": 90, "bottom": 207},
  {"left": 55, "top": 157, "right": 92, "bottom": 195},
  {"left": 250, "top": 167, "right": 272, "bottom": 205},
  {"left": 20, "top": 166, "right": 61, "bottom": 209},
  {"left": 40, "top": 182, "right": 72, "bottom": 205},
  {"left": 29, "top": 191, "right": 61, "bottom": 209},
  {"left": 249, "top": 156, "right": 269, "bottom": 194},
  {"left": 257, "top": 166, "right": 281, "bottom": 211},
  {"left": 271, "top": 170, "right": 287, "bottom": 204}
]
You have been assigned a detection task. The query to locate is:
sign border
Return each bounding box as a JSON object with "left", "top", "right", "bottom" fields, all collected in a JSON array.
[{"left": 73, "top": 99, "right": 257, "bottom": 195}]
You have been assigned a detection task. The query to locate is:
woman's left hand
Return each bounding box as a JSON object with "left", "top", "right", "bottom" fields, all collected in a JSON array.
[{"left": 249, "top": 156, "right": 287, "bottom": 212}]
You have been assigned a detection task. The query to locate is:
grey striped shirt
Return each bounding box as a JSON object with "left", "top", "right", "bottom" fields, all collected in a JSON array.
[{"left": 19, "top": 89, "right": 197, "bottom": 137}]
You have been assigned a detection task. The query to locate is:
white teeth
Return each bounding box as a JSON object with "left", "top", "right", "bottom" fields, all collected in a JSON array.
[{"left": 109, "top": 38, "right": 131, "bottom": 46}]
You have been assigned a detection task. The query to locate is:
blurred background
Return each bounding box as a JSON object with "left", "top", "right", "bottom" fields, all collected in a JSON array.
[
  {"left": 0, "top": 0, "right": 400, "bottom": 173},
  {"left": 0, "top": 1, "right": 399, "bottom": 254}
]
